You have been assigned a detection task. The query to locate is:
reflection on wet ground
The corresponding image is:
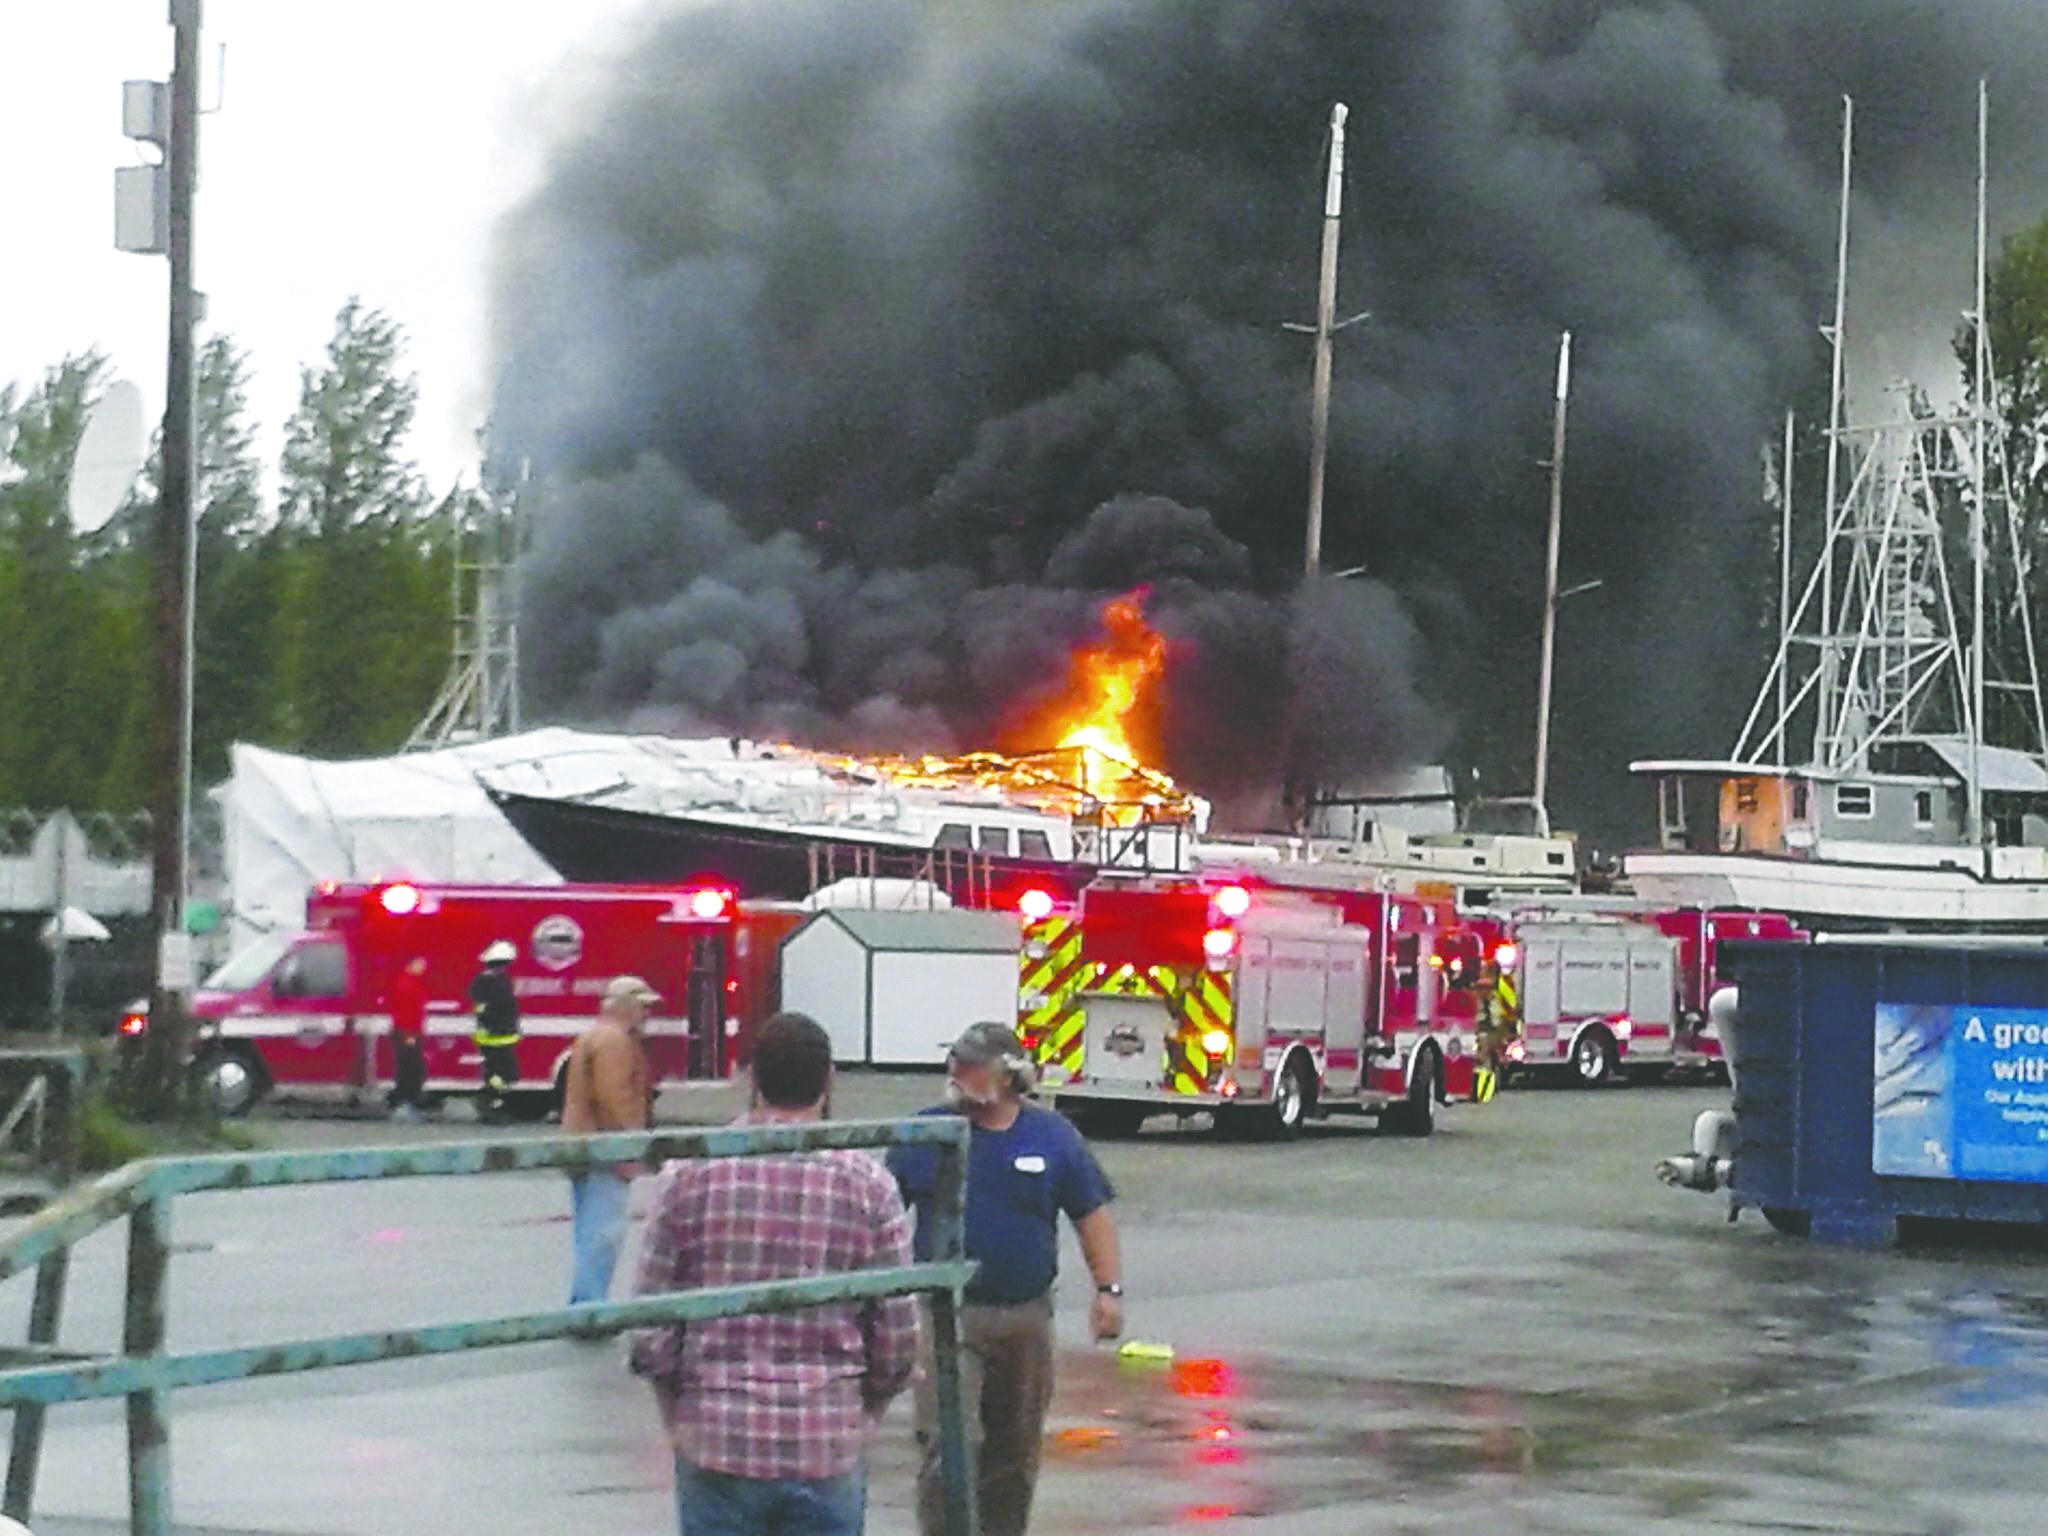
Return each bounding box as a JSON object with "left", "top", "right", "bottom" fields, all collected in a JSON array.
[{"left": 1024, "top": 1230, "right": 2048, "bottom": 1534}]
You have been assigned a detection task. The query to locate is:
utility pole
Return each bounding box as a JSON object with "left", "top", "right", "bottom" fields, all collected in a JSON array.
[
  {"left": 121, "top": 1, "right": 203, "bottom": 1114},
  {"left": 1532, "top": 330, "right": 1572, "bottom": 815},
  {"left": 1303, "top": 103, "right": 1347, "bottom": 579}
]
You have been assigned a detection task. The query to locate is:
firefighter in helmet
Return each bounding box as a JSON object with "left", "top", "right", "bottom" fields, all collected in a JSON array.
[{"left": 470, "top": 939, "right": 522, "bottom": 1123}]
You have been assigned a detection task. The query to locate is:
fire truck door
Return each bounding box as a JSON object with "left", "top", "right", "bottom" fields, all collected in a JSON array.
[
  {"left": 1322, "top": 937, "right": 1367, "bottom": 1095},
  {"left": 685, "top": 934, "right": 727, "bottom": 1079},
  {"left": 252, "top": 939, "right": 355, "bottom": 1087}
]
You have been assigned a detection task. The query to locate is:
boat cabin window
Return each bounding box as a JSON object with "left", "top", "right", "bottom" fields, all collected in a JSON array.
[
  {"left": 974, "top": 826, "right": 1012, "bottom": 856},
  {"left": 1791, "top": 781, "right": 1809, "bottom": 819},
  {"left": 1834, "top": 784, "right": 1874, "bottom": 818},
  {"left": 1914, "top": 790, "right": 1934, "bottom": 828},
  {"left": 1018, "top": 829, "right": 1054, "bottom": 859},
  {"left": 934, "top": 823, "right": 972, "bottom": 851},
  {"left": 274, "top": 941, "right": 347, "bottom": 1000}
]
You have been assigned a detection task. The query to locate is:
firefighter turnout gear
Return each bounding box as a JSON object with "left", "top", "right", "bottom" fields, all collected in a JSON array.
[{"left": 470, "top": 950, "right": 521, "bottom": 1120}]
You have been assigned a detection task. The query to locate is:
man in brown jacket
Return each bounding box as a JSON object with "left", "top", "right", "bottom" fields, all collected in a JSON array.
[{"left": 563, "top": 974, "right": 656, "bottom": 1309}]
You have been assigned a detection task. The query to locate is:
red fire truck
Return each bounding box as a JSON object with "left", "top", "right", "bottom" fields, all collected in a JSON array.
[
  {"left": 120, "top": 881, "right": 781, "bottom": 1116},
  {"left": 1036, "top": 878, "right": 1487, "bottom": 1139},
  {"left": 1488, "top": 901, "right": 1804, "bottom": 1085}
]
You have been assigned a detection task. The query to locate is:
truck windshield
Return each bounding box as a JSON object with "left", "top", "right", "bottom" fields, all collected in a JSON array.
[{"left": 201, "top": 933, "right": 295, "bottom": 993}]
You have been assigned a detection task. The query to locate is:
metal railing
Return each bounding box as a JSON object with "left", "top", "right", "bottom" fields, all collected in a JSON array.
[{"left": 0, "top": 1118, "right": 979, "bottom": 1535}]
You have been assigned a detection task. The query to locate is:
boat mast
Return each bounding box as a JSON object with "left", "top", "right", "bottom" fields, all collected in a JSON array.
[
  {"left": 1968, "top": 79, "right": 1988, "bottom": 852},
  {"left": 1533, "top": 329, "right": 1572, "bottom": 814},
  {"left": 1303, "top": 103, "right": 1348, "bottom": 578},
  {"left": 1778, "top": 408, "right": 1794, "bottom": 768},
  {"left": 1815, "top": 97, "right": 1853, "bottom": 765}
]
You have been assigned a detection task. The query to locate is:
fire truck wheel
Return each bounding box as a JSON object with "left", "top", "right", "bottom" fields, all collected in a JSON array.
[
  {"left": 1570, "top": 1028, "right": 1618, "bottom": 1088},
  {"left": 1066, "top": 1103, "right": 1149, "bottom": 1140},
  {"left": 1383, "top": 1046, "right": 1440, "bottom": 1137},
  {"left": 195, "top": 1046, "right": 265, "bottom": 1118},
  {"left": 1242, "top": 1056, "right": 1311, "bottom": 1142}
]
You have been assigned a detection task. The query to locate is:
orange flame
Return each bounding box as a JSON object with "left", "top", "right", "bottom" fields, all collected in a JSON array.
[{"left": 1044, "top": 590, "right": 1165, "bottom": 773}]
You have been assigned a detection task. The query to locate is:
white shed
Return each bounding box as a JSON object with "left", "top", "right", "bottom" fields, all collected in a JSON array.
[{"left": 779, "top": 910, "right": 1022, "bottom": 1067}]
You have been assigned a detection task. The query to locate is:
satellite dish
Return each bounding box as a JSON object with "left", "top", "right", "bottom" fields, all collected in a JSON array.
[{"left": 68, "top": 379, "right": 147, "bottom": 534}]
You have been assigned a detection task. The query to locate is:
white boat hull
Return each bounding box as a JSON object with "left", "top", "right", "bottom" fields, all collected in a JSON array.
[{"left": 1625, "top": 850, "right": 2048, "bottom": 930}]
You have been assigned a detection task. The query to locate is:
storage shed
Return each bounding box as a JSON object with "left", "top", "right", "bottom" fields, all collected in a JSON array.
[{"left": 779, "top": 910, "right": 1022, "bottom": 1067}]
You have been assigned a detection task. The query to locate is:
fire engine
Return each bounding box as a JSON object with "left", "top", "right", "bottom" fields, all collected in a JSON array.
[
  {"left": 1029, "top": 878, "right": 1487, "bottom": 1139},
  {"left": 1487, "top": 901, "right": 1804, "bottom": 1085},
  {"left": 120, "top": 881, "right": 783, "bottom": 1116}
]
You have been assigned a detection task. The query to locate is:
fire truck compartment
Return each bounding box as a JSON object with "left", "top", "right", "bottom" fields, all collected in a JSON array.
[{"left": 1081, "top": 994, "right": 1176, "bottom": 1085}]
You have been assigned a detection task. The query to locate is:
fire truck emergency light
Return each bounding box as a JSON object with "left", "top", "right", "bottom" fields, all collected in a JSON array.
[
  {"left": 1018, "top": 888, "right": 1056, "bottom": 922},
  {"left": 379, "top": 883, "right": 423, "bottom": 916},
  {"left": 1212, "top": 885, "right": 1251, "bottom": 918},
  {"left": 689, "top": 887, "right": 733, "bottom": 920},
  {"left": 1201, "top": 928, "right": 1236, "bottom": 960},
  {"left": 1201, "top": 1028, "right": 1232, "bottom": 1056},
  {"left": 1493, "top": 942, "right": 1519, "bottom": 969}
]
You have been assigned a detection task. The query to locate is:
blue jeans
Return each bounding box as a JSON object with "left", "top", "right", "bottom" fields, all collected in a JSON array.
[
  {"left": 675, "top": 1459, "right": 866, "bottom": 1535},
  {"left": 568, "top": 1171, "right": 631, "bottom": 1306}
]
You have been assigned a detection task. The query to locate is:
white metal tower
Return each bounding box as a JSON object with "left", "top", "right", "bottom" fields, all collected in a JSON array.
[{"left": 406, "top": 481, "right": 523, "bottom": 751}]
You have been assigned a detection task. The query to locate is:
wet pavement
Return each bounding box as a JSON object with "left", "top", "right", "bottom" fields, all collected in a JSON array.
[{"left": 11, "top": 1075, "right": 2048, "bottom": 1533}]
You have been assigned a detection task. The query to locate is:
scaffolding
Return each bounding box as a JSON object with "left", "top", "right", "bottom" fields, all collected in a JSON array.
[{"left": 407, "top": 483, "right": 522, "bottom": 752}]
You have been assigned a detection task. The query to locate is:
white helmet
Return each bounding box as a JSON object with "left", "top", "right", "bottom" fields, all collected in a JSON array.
[{"left": 480, "top": 939, "right": 516, "bottom": 965}]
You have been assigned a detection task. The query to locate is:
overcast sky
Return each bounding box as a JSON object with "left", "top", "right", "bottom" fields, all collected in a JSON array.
[{"left": 2, "top": 0, "right": 661, "bottom": 494}]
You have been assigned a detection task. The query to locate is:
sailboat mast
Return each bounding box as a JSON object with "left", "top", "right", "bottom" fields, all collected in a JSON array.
[
  {"left": 1816, "top": 97, "right": 1852, "bottom": 766},
  {"left": 1303, "top": 102, "right": 1348, "bottom": 578},
  {"left": 1969, "top": 79, "right": 1989, "bottom": 851},
  {"left": 1778, "top": 409, "right": 1795, "bottom": 768},
  {"left": 1533, "top": 330, "right": 1572, "bottom": 814}
]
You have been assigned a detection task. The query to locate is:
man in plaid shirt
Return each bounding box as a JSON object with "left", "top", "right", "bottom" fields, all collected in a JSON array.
[{"left": 629, "top": 1012, "right": 917, "bottom": 1534}]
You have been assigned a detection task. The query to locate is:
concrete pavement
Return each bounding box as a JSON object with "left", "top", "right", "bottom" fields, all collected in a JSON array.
[{"left": 7, "top": 1076, "right": 2048, "bottom": 1532}]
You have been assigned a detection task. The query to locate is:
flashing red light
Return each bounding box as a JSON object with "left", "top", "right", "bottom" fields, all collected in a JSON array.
[
  {"left": 379, "top": 882, "right": 423, "bottom": 916},
  {"left": 724, "top": 977, "right": 739, "bottom": 993},
  {"left": 1018, "top": 888, "right": 1056, "bottom": 922},
  {"left": 119, "top": 1013, "right": 147, "bottom": 1037},
  {"left": 1171, "top": 1358, "right": 1235, "bottom": 1400},
  {"left": 689, "top": 887, "right": 733, "bottom": 920},
  {"left": 1201, "top": 927, "right": 1236, "bottom": 960},
  {"left": 1493, "top": 942, "right": 1519, "bottom": 969},
  {"left": 1212, "top": 884, "right": 1251, "bottom": 919}
]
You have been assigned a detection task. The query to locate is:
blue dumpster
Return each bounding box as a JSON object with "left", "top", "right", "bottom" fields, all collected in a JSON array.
[{"left": 1728, "top": 936, "right": 2048, "bottom": 1245}]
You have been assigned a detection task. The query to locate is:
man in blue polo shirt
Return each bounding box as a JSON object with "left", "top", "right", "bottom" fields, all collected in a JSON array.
[{"left": 888, "top": 1020, "right": 1123, "bottom": 1536}]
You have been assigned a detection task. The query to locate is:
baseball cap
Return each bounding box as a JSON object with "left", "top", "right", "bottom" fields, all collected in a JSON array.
[
  {"left": 948, "top": 1021, "right": 1035, "bottom": 1090},
  {"left": 603, "top": 974, "right": 662, "bottom": 1007}
]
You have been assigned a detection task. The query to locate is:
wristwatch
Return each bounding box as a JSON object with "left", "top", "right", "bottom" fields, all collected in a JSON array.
[{"left": 1096, "top": 1283, "right": 1124, "bottom": 1297}]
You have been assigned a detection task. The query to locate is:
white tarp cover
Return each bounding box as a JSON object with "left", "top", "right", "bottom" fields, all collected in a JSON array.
[
  {"left": 221, "top": 733, "right": 575, "bottom": 941},
  {"left": 220, "top": 727, "right": 883, "bottom": 943}
]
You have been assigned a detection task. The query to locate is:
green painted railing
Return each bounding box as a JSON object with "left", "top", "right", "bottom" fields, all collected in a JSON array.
[{"left": 0, "top": 1117, "right": 978, "bottom": 1536}]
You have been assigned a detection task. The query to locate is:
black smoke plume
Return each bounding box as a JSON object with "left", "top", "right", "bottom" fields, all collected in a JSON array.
[{"left": 493, "top": 0, "right": 2048, "bottom": 839}]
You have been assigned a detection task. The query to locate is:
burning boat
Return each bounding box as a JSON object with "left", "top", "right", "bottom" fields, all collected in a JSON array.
[
  {"left": 482, "top": 593, "right": 1208, "bottom": 904},
  {"left": 482, "top": 589, "right": 1580, "bottom": 906}
]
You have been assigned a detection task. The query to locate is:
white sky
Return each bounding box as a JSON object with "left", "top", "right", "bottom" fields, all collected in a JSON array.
[{"left": 1, "top": 0, "right": 663, "bottom": 496}]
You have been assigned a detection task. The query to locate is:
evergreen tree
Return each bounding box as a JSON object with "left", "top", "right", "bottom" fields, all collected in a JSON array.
[
  {"left": 0, "top": 354, "right": 118, "bottom": 808},
  {"left": 274, "top": 298, "right": 441, "bottom": 756}
]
